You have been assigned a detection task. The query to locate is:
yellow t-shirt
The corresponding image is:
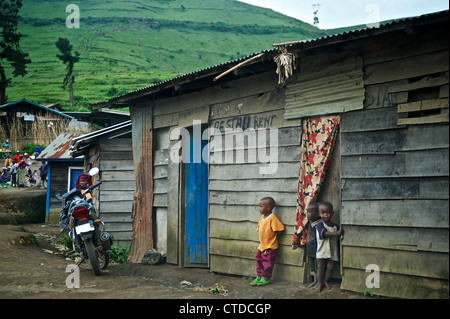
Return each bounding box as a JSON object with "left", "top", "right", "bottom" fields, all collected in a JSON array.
[
  {"left": 81, "top": 188, "right": 92, "bottom": 200},
  {"left": 256, "top": 213, "right": 284, "bottom": 251}
]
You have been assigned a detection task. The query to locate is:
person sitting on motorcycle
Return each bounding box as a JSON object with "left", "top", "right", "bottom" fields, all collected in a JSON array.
[{"left": 75, "top": 173, "right": 93, "bottom": 200}]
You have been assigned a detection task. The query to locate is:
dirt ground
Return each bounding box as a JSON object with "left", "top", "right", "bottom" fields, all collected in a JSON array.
[{"left": 0, "top": 186, "right": 368, "bottom": 304}]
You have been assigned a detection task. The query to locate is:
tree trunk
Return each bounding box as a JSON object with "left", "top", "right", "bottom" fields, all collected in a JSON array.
[
  {"left": 0, "top": 66, "right": 9, "bottom": 105},
  {"left": 69, "top": 74, "right": 74, "bottom": 108}
]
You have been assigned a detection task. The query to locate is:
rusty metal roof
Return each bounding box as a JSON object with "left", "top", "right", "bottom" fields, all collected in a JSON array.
[
  {"left": 90, "top": 10, "right": 448, "bottom": 110},
  {"left": 69, "top": 120, "right": 132, "bottom": 157},
  {"left": 37, "top": 133, "right": 83, "bottom": 161}
]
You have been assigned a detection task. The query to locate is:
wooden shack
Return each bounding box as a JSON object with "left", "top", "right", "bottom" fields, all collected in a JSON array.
[
  {"left": 91, "top": 11, "right": 449, "bottom": 298},
  {"left": 0, "top": 99, "right": 73, "bottom": 150},
  {"left": 69, "top": 121, "right": 134, "bottom": 247},
  {"left": 37, "top": 133, "right": 84, "bottom": 224}
]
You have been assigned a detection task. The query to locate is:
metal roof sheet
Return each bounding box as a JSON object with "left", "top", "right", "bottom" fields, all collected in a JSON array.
[
  {"left": 90, "top": 10, "right": 448, "bottom": 109},
  {"left": 37, "top": 133, "right": 83, "bottom": 160}
]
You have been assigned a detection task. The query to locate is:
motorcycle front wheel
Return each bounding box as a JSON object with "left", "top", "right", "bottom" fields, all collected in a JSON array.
[{"left": 84, "top": 238, "right": 101, "bottom": 276}]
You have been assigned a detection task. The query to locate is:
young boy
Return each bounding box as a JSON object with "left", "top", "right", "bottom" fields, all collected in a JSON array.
[
  {"left": 315, "top": 202, "right": 344, "bottom": 292},
  {"left": 305, "top": 202, "right": 321, "bottom": 288},
  {"left": 250, "top": 197, "right": 284, "bottom": 286}
]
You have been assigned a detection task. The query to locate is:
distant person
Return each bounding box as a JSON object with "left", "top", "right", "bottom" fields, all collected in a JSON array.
[
  {"left": 0, "top": 167, "right": 11, "bottom": 184},
  {"left": 10, "top": 162, "right": 17, "bottom": 187},
  {"left": 4, "top": 155, "right": 12, "bottom": 168},
  {"left": 1, "top": 140, "right": 9, "bottom": 150},
  {"left": 250, "top": 197, "right": 284, "bottom": 286},
  {"left": 12, "top": 152, "right": 21, "bottom": 163},
  {"left": 33, "top": 146, "right": 42, "bottom": 157},
  {"left": 17, "top": 155, "right": 29, "bottom": 187},
  {"left": 39, "top": 162, "right": 48, "bottom": 188}
]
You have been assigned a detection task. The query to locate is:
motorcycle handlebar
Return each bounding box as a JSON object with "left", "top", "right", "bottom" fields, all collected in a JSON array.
[{"left": 90, "top": 181, "right": 102, "bottom": 190}]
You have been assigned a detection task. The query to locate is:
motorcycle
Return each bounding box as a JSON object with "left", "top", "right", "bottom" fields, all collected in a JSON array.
[{"left": 56, "top": 167, "right": 112, "bottom": 276}]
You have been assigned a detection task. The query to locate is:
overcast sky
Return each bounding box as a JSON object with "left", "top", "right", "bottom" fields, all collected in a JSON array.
[{"left": 237, "top": 0, "right": 449, "bottom": 29}]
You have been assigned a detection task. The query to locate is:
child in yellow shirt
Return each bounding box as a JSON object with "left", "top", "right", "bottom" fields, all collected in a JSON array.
[{"left": 251, "top": 197, "right": 284, "bottom": 286}]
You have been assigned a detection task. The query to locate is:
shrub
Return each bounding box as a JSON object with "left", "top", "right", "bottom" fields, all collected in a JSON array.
[{"left": 109, "top": 245, "right": 129, "bottom": 263}]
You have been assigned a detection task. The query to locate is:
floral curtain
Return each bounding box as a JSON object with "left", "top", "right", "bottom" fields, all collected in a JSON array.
[{"left": 292, "top": 114, "right": 340, "bottom": 249}]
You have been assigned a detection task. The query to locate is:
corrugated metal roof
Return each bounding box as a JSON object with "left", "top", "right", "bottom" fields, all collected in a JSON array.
[
  {"left": 69, "top": 120, "right": 132, "bottom": 157},
  {"left": 37, "top": 133, "right": 83, "bottom": 160},
  {"left": 90, "top": 10, "right": 448, "bottom": 109},
  {"left": 1, "top": 98, "right": 73, "bottom": 119}
]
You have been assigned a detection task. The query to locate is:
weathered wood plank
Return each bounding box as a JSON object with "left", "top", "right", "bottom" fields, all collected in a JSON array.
[
  {"left": 102, "top": 171, "right": 135, "bottom": 181},
  {"left": 100, "top": 180, "right": 135, "bottom": 191},
  {"left": 209, "top": 219, "right": 295, "bottom": 244},
  {"left": 341, "top": 268, "right": 449, "bottom": 299},
  {"left": 101, "top": 151, "right": 133, "bottom": 160},
  {"left": 209, "top": 190, "right": 297, "bottom": 207},
  {"left": 154, "top": 166, "right": 168, "bottom": 179},
  {"left": 99, "top": 190, "right": 134, "bottom": 202},
  {"left": 208, "top": 145, "right": 301, "bottom": 164},
  {"left": 153, "top": 193, "right": 168, "bottom": 207},
  {"left": 208, "top": 126, "right": 301, "bottom": 151},
  {"left": 397, "top": 98, "right": 449, "bottom": 113},
  {"left": 419, "top": 178, "right": 449, "bottom": 199},
  {"left": 364, "top": 50, "right": 449, "bottom": 85},
  {"left": 153, "top": 178, "right": 168, "bottom": 194},
  {"left": 341, "top": 107, "right": 399, "bottom": 133},
  {"left": 209, "top": 204, "right": 297, "bottom": 225},
  {"left": 398, "top": 113, "right": 448, "bottom": 125},
  {"left": 342, "top": 178, "right": 418, "bottom": 200},
  {"left": 209, "top": 162, "right": 299, "bottom": 180},
  {"left": 100, "top": 201, "right": 133, "bottom": 212},
  {"left": 341, "top": 149, "right": 449, "bottom": 178},
  {"left": 99, "top": 212, "right": 132, "bottom": 223},
  {"left": 210, "top": 90, "right": 285, "bottom": 120},
  {"left": 388, "top": 72, "right": 449, "bottom": 93},
  {"left": 103, "top": 222, "right": 133, "bottom": 232},
  {"left": 100, "top": 159, "right": 134, "bottom": 171},
  {"left": 209, "top": 178, "right": 298, "bottom": 193},
  {"left": 154, "top": 149, "right": 169, "bottom": 166},
  {"left": 342, "top": 225, "right": 449, "bottom": 253},
  {"left": 341, "top": 199, "right": 449, "bottom": 228},
  {"left": 343, "top": 246, "right": 449, "bottom": 279},
  {"left": 99, "top": 138, "right": 133, "bottom": 151},
  {"left": 341, "top": 125, "right": 449, "bottom": 155}
]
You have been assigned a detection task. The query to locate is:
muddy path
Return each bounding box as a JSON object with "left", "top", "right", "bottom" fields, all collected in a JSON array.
[
  {"left": 0, "top": 186, "right": 367, "bottom": 309},
  {"left": 0, "top": 223, "right": 367, "bottom": 301}
]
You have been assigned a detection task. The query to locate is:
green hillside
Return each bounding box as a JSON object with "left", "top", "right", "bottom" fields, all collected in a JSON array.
[{"left": 4, "top": 0, "right": 330, "bottom": 109}]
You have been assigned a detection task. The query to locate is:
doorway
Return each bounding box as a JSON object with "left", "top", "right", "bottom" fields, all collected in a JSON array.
[{"left": 184, "top": 125, "right": 208, "bottom": 267}]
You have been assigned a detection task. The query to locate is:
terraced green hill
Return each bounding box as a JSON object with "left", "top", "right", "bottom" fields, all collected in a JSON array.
[{"left": 5, "top": 0, "right": 331, "bottom": 108}]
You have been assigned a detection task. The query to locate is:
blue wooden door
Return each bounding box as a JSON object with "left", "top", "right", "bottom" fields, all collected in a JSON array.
[
  {"left": 184, "top": 126, "right": 208, "bottom": 267},
  {"left": 70, "top": 169, "right": 84, "bottom": 190}
]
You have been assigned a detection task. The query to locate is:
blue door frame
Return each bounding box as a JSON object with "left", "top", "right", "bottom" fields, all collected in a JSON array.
[{"left": 184, "top": 125, "right": 208, "bottom": 267}]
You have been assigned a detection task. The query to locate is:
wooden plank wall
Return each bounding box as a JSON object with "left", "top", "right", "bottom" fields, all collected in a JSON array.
[
  {"left": 97, "top": 138, "right": 134, "bottom": 247},
  {"left": 153, "top": 128, "right": 170, "bottom": 256},
  {"left": 207, "top": 87, "right": 305, "bottom": 282},
  {"left": 340, "top": 29, "right": 449, "bottom": 298}
]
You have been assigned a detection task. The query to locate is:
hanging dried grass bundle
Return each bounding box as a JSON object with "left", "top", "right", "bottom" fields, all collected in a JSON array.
[{"left": 273, "top": 46, "right": 296, "bottom": 84}]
